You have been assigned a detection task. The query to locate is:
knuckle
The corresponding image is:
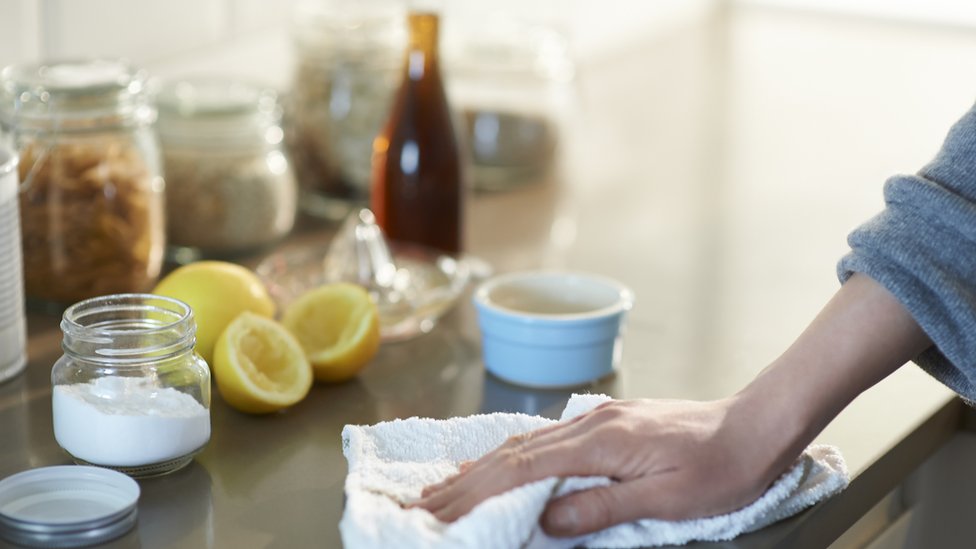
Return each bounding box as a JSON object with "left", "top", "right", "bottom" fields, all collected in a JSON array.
[
  {"left": 588, "top": 490, "right": 617, "bottom": 529},
  {"left": 501, "top": 447, "right": 538, "bottom": 477},
  {"left": 603, "top": 420, "right": 636, "bottom": 440},
  {"left": 590, "top": 402, "right": 626, "bottom": 421},
  {"left": 564, "top": 488, "right": 619, "bottom": 533},
  {"left": 512, "top": 431, "right": 534, "bottom": 444},
  {"left": 503, "top": 431, "right": 533, "bottom": 448}
]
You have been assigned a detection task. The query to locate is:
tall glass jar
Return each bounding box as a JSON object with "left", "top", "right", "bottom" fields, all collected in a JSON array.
[
  {"left": 445, "top": 18, "right": 575, "bottom": 191},
  {"left": 288, "top": 0, "right": 404, "bottom": 220},
  {"left": 156, "top": 79, "right": 297, "bottom": 261},
  {"left": 52, "top": 294, "right": 211, "bottom": 478},
  {"left": 0, "top": 59, "right": 165, "bottom": 306}
]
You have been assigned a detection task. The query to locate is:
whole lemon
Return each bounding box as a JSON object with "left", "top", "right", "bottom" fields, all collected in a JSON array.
[{"left": 153, "top": 261, "right": 275, "bottom": 365}]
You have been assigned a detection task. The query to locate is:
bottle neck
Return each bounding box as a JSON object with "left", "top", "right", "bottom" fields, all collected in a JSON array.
[
  {"left": 61, "top": 294, "right": 197, "bottom": 365},
  {"left": 405, "top": 12, "right": 440, "bottom": 81}
]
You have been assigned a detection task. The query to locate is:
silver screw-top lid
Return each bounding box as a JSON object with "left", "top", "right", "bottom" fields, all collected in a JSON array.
[{"left": 0, "top": 466, "right": 140, "bottom": 548}]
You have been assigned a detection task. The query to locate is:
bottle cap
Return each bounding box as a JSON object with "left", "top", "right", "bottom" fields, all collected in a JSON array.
[{"left": 0, "top": 465, "right": 140, "bottom": 548}]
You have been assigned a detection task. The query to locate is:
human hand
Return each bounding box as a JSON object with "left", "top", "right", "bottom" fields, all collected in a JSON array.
[
  {"left": 416, "top": 274, "right": 933, "bottom": 538},
  {"left": 413, "top": 397, "right": 793, "bottom": 538}
]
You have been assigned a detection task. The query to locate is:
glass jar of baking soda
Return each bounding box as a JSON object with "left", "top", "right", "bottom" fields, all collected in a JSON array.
[{"left": 51, "top": 294, "right": 211, "bottom": 477}]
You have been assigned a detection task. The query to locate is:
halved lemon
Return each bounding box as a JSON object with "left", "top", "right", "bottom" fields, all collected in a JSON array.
[
  {"left": 281, "top": 283, "right": 381, "bottom": 383},
  {"left": 153, "top": 261, "right": 275, "bottom": 366},
  {"left": 213, "top": 312, "right": 313, "bottom": 414}
]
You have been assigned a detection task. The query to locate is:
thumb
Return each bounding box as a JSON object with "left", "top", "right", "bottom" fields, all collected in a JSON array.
[{"left": 541, "top": 480, "right": 651, "bottom": 537}]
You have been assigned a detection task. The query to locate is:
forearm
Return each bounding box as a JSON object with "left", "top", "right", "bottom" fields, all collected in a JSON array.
[
  {"left": 417, "top": 274, "right": 935, "bottom": 531},
  {"left": 732, "top": 273, "right": 932, "bottom": 482}
]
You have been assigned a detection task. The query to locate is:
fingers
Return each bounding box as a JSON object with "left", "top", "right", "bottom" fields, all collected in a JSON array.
[
  {"left": 419, "top": 413, "right": 592, "bottom": 500},
  {"left": 417, "top": 437, "right": 584, "bottom": 521},
  {"left": 417, "top": 460, "right": 475, "bottom": 499},
  {"left": 542, "top": 472, "right": 715, "bottom": 537},
  {"left": 420, "top": 476, "right": 455, "bottom": 498},
  {"left": 416, "top": 468, "right": 506, "bottom": 522},
  {"left": 542, "top": 478, "right": 660, "bottom": 537},
  {"left": 414, "top": 406, "right": 620, "bottom": 523},
  {"left": 486, "top": 412, "right": 590, "bottom": 461},
  {"left": 409, "top": 398, "right": 760, "bottom": 536}
]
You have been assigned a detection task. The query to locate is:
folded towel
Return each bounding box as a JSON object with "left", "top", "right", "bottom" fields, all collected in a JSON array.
[{"left": 340, "top": 394, "right": 849, "bottom": 549}]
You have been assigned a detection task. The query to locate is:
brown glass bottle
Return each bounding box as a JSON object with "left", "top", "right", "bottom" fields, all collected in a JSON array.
[{"left": 370, "top": 11, "right": 463, "bottom": 255}]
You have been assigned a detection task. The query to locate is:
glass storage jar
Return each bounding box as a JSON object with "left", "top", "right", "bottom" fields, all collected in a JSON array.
[
  {"left": 288, "top": 0, "right": 404, "bottom": 220},
  {"left": 52, "top": 294, "right": 211, "bottom": 477},
  {"left": 156, "top": 79, "right": 297, "bottom": 261},
  {"left": 0, "top": 59, "right": 165, "bottom": 306},
  {"left": 445, "top": 18, "right": 575, "bottom": 191}
]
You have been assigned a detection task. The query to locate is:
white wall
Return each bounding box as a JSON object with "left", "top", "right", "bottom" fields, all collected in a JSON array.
[
  {"left": 0, "top": 0, "right": 298, "bottom": 83},
  {"left": 0, "top": 0, "right": 715, "bottom": 89},
  {"left": 4, "top": 0, "right": 973, "bottom": 92},
  {"left": 734, "top": 0, "right": 976, "bottom": 27}
]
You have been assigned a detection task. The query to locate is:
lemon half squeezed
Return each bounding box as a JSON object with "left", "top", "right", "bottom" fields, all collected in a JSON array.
[
  {"left": 282, "top": 283, "right": 381, "bottom": 383},
  {"left": 213, "top": 312, "right": 313, "bottom": 414}
]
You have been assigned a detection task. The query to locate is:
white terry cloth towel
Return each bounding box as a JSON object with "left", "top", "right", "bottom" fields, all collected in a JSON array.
[{"left": 339, "top": 394, "right": 849, "bottom": 549}]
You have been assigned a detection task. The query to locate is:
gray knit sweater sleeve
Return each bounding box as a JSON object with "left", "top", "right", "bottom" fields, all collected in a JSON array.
[{"left": 837, "top": 104, "right": 976, "bottom": 402}]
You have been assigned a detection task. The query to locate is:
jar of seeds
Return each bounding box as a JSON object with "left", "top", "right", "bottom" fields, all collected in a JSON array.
[
  {"left": 287, "top": 0, "right": 403, "bottom": 220},
  {"left": 445, "top": 18, "right": 574, "bottom": 192},
  {"left": 0, "top": 59, "right": 166, "bottom": 306},
  {"left": 156, "top": 79, "right": 297, "bottom": 261}
]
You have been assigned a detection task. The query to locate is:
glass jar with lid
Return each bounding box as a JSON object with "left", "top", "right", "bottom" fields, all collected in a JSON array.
[
  {"left": 288, "top": 0, "right": 404, "bottom": 220},
  {"left": 445, "top": 17, "right": 575, "bottom": 191},
  {"left": 51, "top": 293, "right": 211, "bottom": 477},
  {"left": 0, "top": 59, "right": 166, "bottom": 306},
  {"left": 156, "top": 79, "right": 297, "bottom": 261}
]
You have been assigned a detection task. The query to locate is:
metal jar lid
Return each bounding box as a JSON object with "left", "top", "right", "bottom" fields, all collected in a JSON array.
[{"left": 0, "top": 466, "right": 140, "bottom": 548}]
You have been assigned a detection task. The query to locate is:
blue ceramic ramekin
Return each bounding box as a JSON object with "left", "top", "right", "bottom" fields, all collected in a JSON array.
[{"left": 473, "top": 271, "right": 635, "bottom": 388}]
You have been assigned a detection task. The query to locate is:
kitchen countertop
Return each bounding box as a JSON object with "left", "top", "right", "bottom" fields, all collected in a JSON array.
[{"left": 3, "top": 6, "right": 976, "bottom": 548}]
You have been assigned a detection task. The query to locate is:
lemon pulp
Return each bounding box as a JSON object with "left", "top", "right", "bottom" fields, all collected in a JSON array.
[
  {"left": 213, "top": 312, "right": 312, "bottom": 414},
  {"left": 282, "top": 283, "right": 381, "bottom": 382}
]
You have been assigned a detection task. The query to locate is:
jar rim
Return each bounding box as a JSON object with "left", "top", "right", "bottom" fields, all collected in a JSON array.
[
  {"left": 3, "top": 58, "right": 143, "bottom": 91},
  {"left": 444, "top": 19, "right": 575, "bottom": 84},
  {"left": 155, "top": 78, "right": 283, "bottom": 146},
  {"left": 292, "top": 2, "right": 405, "bottom": 59},
  {"left": 155, "top": 78, "right": 279, "bottom": 119},
  {"left": 61, "top": 294, "right": 197, "bottom": 364},
  {"left": 0, "top": 58, "right": 155, "bottom": 132}
]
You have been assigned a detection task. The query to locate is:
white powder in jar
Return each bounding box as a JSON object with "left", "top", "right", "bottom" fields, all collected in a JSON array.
[{"left": 52, "top": 376, "right": 210, "bottom": 467}]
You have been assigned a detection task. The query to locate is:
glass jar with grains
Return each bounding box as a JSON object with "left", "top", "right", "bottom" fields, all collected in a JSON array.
[
  {"left": 156, "top": 79, "right": 297, "bottom": 261},
  {"left": 288, "top": 0, "right": 404, "bottom": 220},
  {"left": 0, "top": 59, "right": 165, "bottom": 306},
  {"left": 52, "top": 294, "right": 211, "bottom": 477},
  {"left": 446, "top": 18, "right": 575, "bottom": 191}
]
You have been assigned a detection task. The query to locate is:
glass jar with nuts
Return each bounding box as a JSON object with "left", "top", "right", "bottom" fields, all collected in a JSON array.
[{"left": 0, "top": 59, "right": 165, "bottom": 306}]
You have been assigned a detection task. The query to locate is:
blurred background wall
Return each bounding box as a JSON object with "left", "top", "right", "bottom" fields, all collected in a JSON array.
[
  {"left": 4, "top": 0, "right": 976, "bottom": 82},
  {"left": 0, "top": 0, "right": 716, "bottom": 84}
]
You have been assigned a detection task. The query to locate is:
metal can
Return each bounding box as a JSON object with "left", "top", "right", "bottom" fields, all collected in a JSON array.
[{"left": 0, "top": 146, "right": 25, "bottom": 383}]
